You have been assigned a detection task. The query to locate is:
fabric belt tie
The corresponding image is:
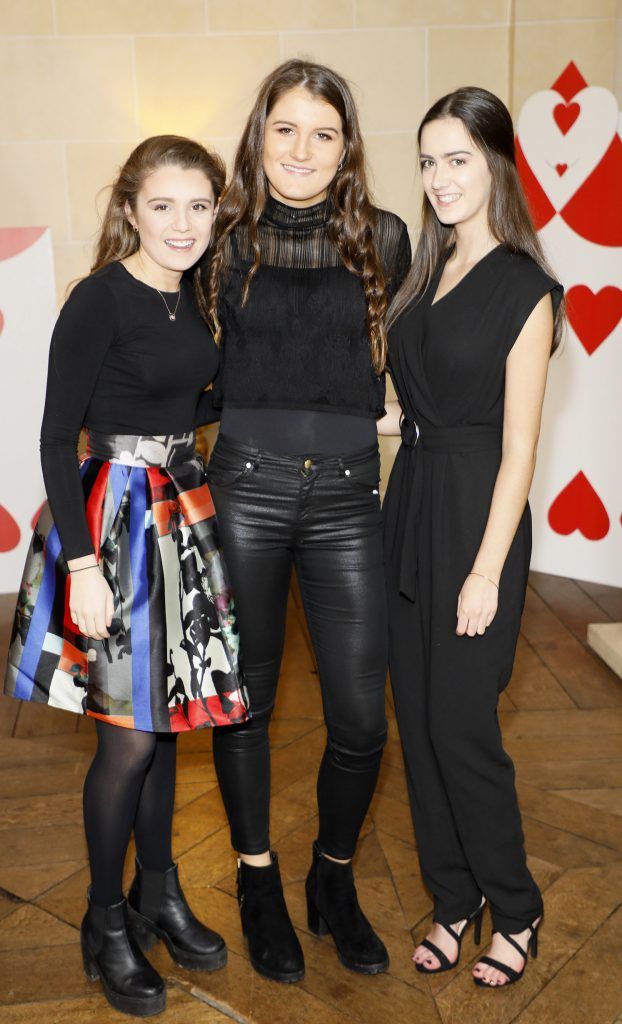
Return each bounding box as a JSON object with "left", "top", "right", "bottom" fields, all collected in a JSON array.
[
  {"left": 398, "top": 422, "right": 502, "bottom": 602},
  {"left": 85, "top": 430, "right": 196, "bottom": 468}
]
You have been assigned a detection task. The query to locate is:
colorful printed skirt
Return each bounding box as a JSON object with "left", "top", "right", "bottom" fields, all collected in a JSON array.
[{"left": 4, "top": 431, "right": 249, "bottom": 733}]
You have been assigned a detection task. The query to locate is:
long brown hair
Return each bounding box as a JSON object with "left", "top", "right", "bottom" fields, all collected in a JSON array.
[
  {"left": 91, "top": 135, "right": 226, "bottom": 275},
  {"left": 387, "top": 87, "right": 564, "bottom": 350},
  {"left": 198, "top": 59, "right": 390, "bottom": 373}
]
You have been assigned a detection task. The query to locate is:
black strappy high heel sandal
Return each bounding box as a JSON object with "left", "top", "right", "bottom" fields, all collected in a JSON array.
[
  {"left": 473, "top": 919, "right": 540, "bottom": 987},
  {"left": 414, "top": 899, "right": 485, "bottom": 975}
]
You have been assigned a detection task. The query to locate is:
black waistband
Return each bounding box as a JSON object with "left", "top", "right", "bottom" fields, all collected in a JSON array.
[
  {"left": 400, "top": 421, "right": 502, "bottom": 452},
  {"left": 215, "top": 434, "right": 378, "bottom": 469}
]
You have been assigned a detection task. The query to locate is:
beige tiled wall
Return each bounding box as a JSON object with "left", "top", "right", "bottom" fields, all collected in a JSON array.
[
  {"left": 0, "top": 0, "right": 619, "bottom": 479},
  {"left": 1, "top": 0, "right": 618, "bottom": 303}
]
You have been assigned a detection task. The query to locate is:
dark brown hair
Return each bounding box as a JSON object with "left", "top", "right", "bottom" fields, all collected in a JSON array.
[
  {"left": 198, "top": 59, "right": 390, "bottom": 373},
  {"left": 91, "top": 135, "right": 226, "bottom": 275},
  {"left": 388, "top": 87, "right": 564, "bottom": 350}
]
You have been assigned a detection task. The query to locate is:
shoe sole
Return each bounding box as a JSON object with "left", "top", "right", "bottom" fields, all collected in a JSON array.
[
  {"left": 248, "top": 955, "right": 305, "bottom": 984},
  {"left": 308, "top": 919, "right": 389, "bottom": 975},
  {"left": 82, "top": 944, "right": 166, "bottom": 1017},
  {"left": 337, "top": 952, "right": 389, "bottom": 975},
  {"left": 128, "top": 907, "right": 227, "bottom": 972},
  {"left": 242, "top": 928, "right": 304, "bottom": 983}
]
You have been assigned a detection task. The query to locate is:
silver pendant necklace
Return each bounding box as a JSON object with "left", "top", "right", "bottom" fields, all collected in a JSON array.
[{"left": 156, "top": 287, "right": 181, "bottom": 322}]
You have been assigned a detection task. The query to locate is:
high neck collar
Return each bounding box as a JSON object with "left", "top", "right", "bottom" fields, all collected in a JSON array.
[{"left": 263, "top": 194, "right": 328, "bottom": 230}]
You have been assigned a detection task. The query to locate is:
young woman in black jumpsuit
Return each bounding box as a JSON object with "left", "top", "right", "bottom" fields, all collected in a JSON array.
[
  {"left": 4, "top": 137, "right": 247, "bottom": 1016},
  {"left": 197, "top": 60, "right": 410, "bottom": 982},
  {"left": 381, "top": 89, "right": 564, "bottom": 988}
]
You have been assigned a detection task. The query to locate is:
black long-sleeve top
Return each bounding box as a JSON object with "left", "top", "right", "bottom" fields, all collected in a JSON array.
[
  {"left": 213, "top": 196, "right": 411, "bottom": 419},
  {"left": 40, "top": 261, "right": 219, "bottom": 561}
]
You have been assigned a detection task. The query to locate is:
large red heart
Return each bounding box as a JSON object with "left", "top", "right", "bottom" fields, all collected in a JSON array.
[
  {"left": 0, "top": 505, "right": 21, "bottom": 552},
  {"left": 566, "top": 285, "right": 622, "bottom": 355},
  {"left": 553, "top": 101, "right": 580, "bottom": 134},
  {"left": 548, "top": 472, "right": 609, "bottom": 540}
]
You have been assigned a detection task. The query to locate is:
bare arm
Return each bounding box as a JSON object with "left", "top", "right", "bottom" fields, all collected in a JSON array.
[
  {"left": 377, "top": 400, "right": 403, "bottom": 436},
  {"left": 456, "top": 293, "right": 554, "bottom": 637}
]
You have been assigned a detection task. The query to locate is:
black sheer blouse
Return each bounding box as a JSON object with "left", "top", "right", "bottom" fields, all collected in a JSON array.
[{"left": 213, "top": 196, "right": 411, "bottom": 420}]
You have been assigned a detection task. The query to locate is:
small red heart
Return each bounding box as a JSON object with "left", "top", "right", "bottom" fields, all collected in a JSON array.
[
  {"left": 548, "top": 472, "right": 609, "bottom": 541},
  {"left": 555, "top": 163, "right": 568, "bottom": 177},
  {"left": 0, "top": 505, "right": 21, "bottom": 552},
  {"left": 553, "top": 101, "right": 580, "bottom": 134},
  {"left": 566, "top": 285, "right": 622, "bottom": 355}
]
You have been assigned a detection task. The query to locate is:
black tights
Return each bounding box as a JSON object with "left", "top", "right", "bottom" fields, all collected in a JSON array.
[{"left": 83, "top": 719, "right": 177, "bottom": 907}]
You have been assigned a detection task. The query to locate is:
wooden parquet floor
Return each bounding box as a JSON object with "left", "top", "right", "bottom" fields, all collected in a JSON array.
[{"left": 0, "top": 570, "right": 621, "bottom": 1024}]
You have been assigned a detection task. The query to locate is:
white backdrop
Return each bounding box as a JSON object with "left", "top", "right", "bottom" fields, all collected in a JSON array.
[
  {"left": 0, "top": 228, "right": 55, "bottom": 594},
  {"left": 517, "top": 63, "right": 622, "bottom": 587}
]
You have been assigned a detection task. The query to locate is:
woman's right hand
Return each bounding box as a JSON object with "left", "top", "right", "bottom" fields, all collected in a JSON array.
[{"left": 67, "top": 561, "right": 114, "bottom": 639}]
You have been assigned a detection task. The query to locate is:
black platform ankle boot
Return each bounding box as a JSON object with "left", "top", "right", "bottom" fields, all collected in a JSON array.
[
  {"left": 127, "top": 859, "right": 227, "bottom": 972},
  {"left": 305, "top": 841, "right": 389, "bottom": 974},
  {"left": 237, "top": 852, "right": 305, "bottom": 983},
  {"left": 80, "top": 888, "right": 166, "bottom": 1017}
]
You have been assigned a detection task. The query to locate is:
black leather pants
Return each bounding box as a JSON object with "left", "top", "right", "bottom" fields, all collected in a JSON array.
[{"left": 207, "top": 435, "right": 388, "bottom": 860}]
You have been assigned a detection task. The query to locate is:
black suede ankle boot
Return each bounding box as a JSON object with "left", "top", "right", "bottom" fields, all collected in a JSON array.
[
  {"left": 237, "top": 852, "right": 305, "bottom": 983},
  {"left": 80, "top": 888, "right": 166, "bottom": 1017},
  {"left": 127, "top": 859, "right": 227, "bottom": 971},
  {"left": 305, "top": 841, "right": 389, "bottom": 974}
]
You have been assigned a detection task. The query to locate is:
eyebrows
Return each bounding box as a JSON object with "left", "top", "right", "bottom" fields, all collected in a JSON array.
[
  {"left": 419, "top": 149, "right": 473, "bottom": 159},
  {"left": 270, "top": 118, "right": 341, "bottom": 134},
  {"left": 146, "top": 195, "right": 213, "bottom": 203}
]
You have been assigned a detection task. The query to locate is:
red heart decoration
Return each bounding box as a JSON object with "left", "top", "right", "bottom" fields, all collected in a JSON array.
[
  {"left": 0, "top": 505, "right": 21, "bottom": 552},
  {"left": 31, "top": 501, "right": 46, "bottom": 531},
  {"left": 561, "top": 134, "right": 622, "bottom": 247},
  {"left": 515, "top": 137, "right": 556, "bottom": 230},
  {"left": 566, "top": 285, "right": 622, "bottom": 355},
  {"left": 553, "top": 101, "right": 580, "bottom": 134},
  {"left": 555, "top": 163, "right": 568, "bottom": 177},
  {"left": 548, "top": 472, "right": 609, "bottom": 540}
]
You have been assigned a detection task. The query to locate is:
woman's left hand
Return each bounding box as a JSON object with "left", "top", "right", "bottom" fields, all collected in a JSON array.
[{"left": 456, "top": 574, "right": 499, "bottom": 637}]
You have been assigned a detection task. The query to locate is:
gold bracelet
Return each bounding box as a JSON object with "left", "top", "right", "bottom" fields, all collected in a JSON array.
[
  {"left": 69, "top": 563, "right": 99, "bottom": 574},
  {"left": 468, "top": 571, "right": 499, "bottom": 590}
]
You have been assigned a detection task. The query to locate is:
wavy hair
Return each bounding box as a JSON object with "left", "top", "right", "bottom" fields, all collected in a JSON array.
[
  {"left": 90, "top": 135, "right": 226, "bottom": 276},
  {"left": 198, "top": 59, "right": 390, "bottom": 373},
  {"left": 387, "top": 87, "right": 564, "bottom": 351}
]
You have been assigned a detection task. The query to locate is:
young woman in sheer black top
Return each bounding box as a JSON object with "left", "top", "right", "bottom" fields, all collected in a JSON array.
[{"left": 197, "top": 60, "right": 410, "bottom": 983}]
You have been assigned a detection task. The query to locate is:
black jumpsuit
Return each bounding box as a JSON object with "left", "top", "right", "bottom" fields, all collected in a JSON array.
[{"left": 384, "top": 245, "right": 563, "bottom": 933}]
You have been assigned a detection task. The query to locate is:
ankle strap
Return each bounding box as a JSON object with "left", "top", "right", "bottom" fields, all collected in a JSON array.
[{"left": 499, "top": 928, "right": 532, "bottom": 958}]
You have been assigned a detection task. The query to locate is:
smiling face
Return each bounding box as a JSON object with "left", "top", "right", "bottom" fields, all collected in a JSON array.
[
  {"left": 419, "top": 117, "right": 492, "bottom": 230},
  {"left": 124, "top": 164, "right": 216, "bottom": 284},
  {"left": 262, "top": 86, "right": 345, "bottom": 208}
]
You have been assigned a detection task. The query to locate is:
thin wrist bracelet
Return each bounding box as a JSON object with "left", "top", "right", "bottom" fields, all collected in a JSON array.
[
  {"left": 69, "top": 563, "right": 99, "bottom": 574},
  {"left": 468, "top": 571, "right": 499, "bottom": 589}
]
